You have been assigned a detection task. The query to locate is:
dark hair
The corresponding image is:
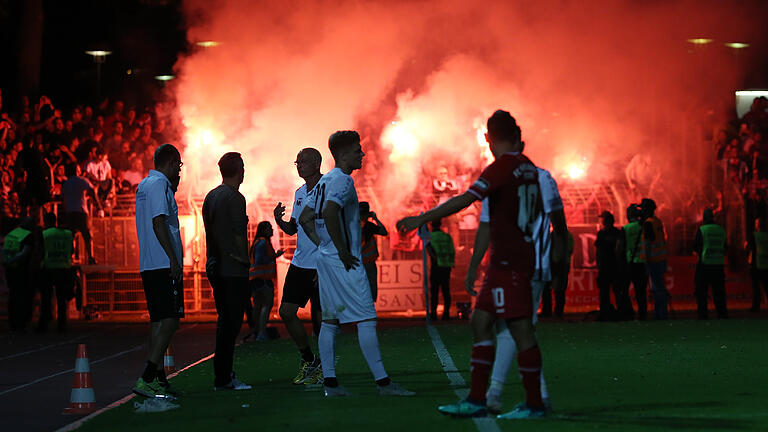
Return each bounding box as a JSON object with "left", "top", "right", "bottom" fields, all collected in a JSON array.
[
  {"left": 65, "top": 164, "right": 77, "bottom": 177},
  {"left": 703, "top": 208, "right": 714, "bottom": 224},
  {"left": 218, "top": 152, "right": 243, "bottom": 178},
  {"left": 298, "top": 147, "right": 322, "bottom": 163},
  {"left": 432, "top": 218, "right": 442, "bottom": 230},
  {"left": 44, "top": 212, "right": 57, "bottom": 227},
  {"left": 328, "top": 130, "right": 360, "bottom": 159},
  {"left": 153, "top": 143, "right": 179, "bottom": 169},
  {"left": 487, "top": 110, "right": 521, "bottom": 143},
  {"left": 256, "top": 221, "right": 272, "bottom": 238},
  {"left": 359, "top": 201, "right": 370, "bottom": 214}
]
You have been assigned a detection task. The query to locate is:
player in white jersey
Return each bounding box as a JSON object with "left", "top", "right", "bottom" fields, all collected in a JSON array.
[
  {"left": 466, "top": 166, "right": 568, "bottom": 417},
  {"left": 299, "top": 130, "right": 413, "bottom": 397},
  {"left": 274, "top": 148, "right": 324, "bottom": 385}
]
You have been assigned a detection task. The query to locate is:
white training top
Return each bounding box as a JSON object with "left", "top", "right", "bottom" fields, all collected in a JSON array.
[
  {"left": 481, "top": 167, "right": 563, "bottom": 281},
  {"left": 305, "top": 168, "right": 362, "bottom": 261},
  {"left": 135, "top": 170, "right": 183, "bottom": 272},
  {"left": 289, "top": 184, "right": 318, "bottom": 269}
]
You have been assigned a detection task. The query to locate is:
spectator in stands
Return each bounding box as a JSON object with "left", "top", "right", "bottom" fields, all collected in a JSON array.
[
  {"left": 61, "top": 164, "right": 101, "bottom": 264},
  {"left": 85, "top": 147, "right": 114, "bottom": 205},
  {"left": 138, "top": 123, "right": 159, "bottom": 150},
  {"left": 122, "top": 157, "right": 145, "bottom": 190},
  {"left": 432, "top": 165, "right": 459, "bottom": 205}
]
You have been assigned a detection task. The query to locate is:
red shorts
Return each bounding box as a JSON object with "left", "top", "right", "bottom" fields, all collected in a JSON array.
[{"left": 475, "top": 266, "right": 533, "bottom": 320}]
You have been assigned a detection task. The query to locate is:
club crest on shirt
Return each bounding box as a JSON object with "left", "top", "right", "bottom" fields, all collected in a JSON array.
[
  {"left": 296, "top": 198, "right": 302, "bottom": 206},
  {"left": 472, "top": 178, "right": 489, "bottom": 191}
]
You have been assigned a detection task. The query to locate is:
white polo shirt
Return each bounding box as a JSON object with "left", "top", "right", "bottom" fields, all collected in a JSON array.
[
  {"left": 289, "top": 184, "right": 318, "bottom": 269},
  {"left": 480, "top": 167, "right": 563, "bottom": 281},
  {"left": 135, "top": 170, "right": 183, "bottom": 272}
]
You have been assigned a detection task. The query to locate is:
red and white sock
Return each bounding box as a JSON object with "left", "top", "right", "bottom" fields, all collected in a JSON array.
[{"left": 517, "top": 345, "right": 544, "bottom": 408}]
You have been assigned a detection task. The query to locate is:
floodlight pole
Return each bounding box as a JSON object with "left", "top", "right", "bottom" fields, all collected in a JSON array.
[{"left": 86, "top": 51, "right": 111, "bottom": 101}]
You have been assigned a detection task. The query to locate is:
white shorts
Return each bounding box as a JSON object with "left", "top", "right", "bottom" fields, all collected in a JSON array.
[{"left": 315, "top": 254, "right": 377, "bottom": 324}]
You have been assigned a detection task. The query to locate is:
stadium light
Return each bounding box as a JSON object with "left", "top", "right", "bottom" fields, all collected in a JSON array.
[
  {"left": 724, "top": 42, "right": 749, "bottom": 49},
  {"left": 154, "top": 75, "right": 175, "bottom": 82},
  {"left": 196, "top": 41, "right": 220, "bottom": 48},
  {"left": 85, "top": 50, "right": 112, "bottom": 100},
  {"left": 686, "top": 38, "right": 713, "bottom": 45}
]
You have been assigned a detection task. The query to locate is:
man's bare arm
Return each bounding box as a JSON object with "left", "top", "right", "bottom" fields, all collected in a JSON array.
[
  {"left": 152, "top": 215, "right": 182, "bottom": 281},
  {"left": 465, "top": 222, "right": 489, "bottom": 296},
  {"left": 323, "top": 201, "right": 359, "bottom": 271},
  {"left": 397, "top": 192, "right": 476, "bottom": 232}
]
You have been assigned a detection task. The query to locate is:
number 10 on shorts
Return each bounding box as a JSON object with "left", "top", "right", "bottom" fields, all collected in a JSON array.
[{"left": 492, "top": 287, "right": 505, "bottom": 313}]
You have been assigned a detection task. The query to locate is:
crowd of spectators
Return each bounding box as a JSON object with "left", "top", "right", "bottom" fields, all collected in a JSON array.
[
  {"left": 713, "top": 96, "right": 768, "bottom": 268},
  {"left": 0, "top": 88, "right": 175, "bottom": 234}
]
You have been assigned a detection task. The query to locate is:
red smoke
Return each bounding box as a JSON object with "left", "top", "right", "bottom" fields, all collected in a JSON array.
[{"left": 169, "top": 0, "right": 767, "bottom": 223}]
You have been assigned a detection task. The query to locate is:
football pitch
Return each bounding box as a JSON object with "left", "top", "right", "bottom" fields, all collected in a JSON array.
[{"left": 76, "top": 318, "right": 768, "bottom": 431}]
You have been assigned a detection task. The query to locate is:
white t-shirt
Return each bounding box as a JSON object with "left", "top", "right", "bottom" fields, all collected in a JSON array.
[
  {"left": 135, "top": 170, "right": 183, "bottom": 272},
  {"left": 480, "top": 167, "right": 563, "bottom": 281},
  {"left": 305, "top": 168, "right": 362, "bottom": 261},
  {"left": 289, "top": 184, "right": 318, "bottom": 269},
  {"left": 86, "top": 159, "right": 112, "bottom": 182}
]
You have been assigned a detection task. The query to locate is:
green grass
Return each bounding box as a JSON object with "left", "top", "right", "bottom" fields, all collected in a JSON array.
[{"left": 77, "top": 319, "right": 768, "bottom": 431}]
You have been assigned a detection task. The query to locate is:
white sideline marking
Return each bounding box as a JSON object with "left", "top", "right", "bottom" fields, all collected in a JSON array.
[
  {"left": 427, "top": 325, "right": 500, "bottom": 432},
  {"left": 54, "top": 352, "right": 215, "bottom": 432},
  {"left": 0, "top": 345, "right": 143, "bottom": 397}
]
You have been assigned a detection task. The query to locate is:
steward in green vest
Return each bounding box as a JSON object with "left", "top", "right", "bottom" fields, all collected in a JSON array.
[
  {"left": 749, "top": 218, "right": 768, "bottom": 312},
  {"left": 427, "top": 219, "right": 455, "bottom": 321},
  {"left": 37, "top": 213, "right": 75, "bottom": 333},
  {"left": 2, "top": 218, "right": 36, "bottom": 332},
  {"left": 623, "top": 203, "right": 648, "bottom": 320},
  {"left": 693, "top": 209, "right": 728, "bottom": 319}
]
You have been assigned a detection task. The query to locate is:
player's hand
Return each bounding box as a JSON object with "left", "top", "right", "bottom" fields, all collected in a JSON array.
[
  {"left": 396, "top": 216, "right": 422, "bottom": 233},
  {"left": 274, "top": 202, "right": 286, "bottom": 220},
  {"left": 338, "top": 249, "right": 360, "bottom": 271},
  {"left": 464, "top": 268, "right": 478, "bottom": 296},
  {"left": 170, "top": 260, "right": 182, "bottom": 282}
]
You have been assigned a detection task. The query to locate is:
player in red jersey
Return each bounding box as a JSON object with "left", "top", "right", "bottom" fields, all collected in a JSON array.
[{"left": 397, "top": 110, "right": 548, "bottom": 419}]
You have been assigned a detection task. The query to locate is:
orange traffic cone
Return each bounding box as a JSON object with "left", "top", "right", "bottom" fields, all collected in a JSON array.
[
  {"left": 163, "top": 346, "right": 176, "bottom": 375},
  {"left": 63, "top": 344, "right": 97, "bottom": 414}
]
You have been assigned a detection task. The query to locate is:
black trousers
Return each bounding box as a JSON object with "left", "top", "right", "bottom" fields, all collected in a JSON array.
[
  {"left": 751, "top": 268, "right": 768, "bottom": 310},
  {"left": 597, "top": 268, "right": 634, "bottom": 320},
  {"left": 627, "top": 263, "right": 648, "bottom": 320},
  {"left": 429, "top": 266, "right": 451, "bottom": 317},
  {"left": 694, "top": 264, "right": 728, "bottom": 319},
  {"left": 38, "top": 269, "right": 75, "bottom": 331},
  {"left": 209, "top": 273, "right": 249, "bottom": 386},
  {"left": 6, "top": 268, "right": 32, "bottom": 331}
]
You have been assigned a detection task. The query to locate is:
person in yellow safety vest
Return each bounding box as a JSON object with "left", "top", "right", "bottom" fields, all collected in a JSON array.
[
  {"left": 247, "top": 221, "right": 284, "bottom": 341},
  {"left": 426, "top": 218, "right": 455, "bottom": 321},
  {"left": 37, "top": 212, "right": 75, "bottom": 333},
  {"left": 748, "top": 218, "right": 768, "bottom": 312},
  {"left": 693, "top": 208, "right": 728, "bottom": 320},
  {"left": 639, "top": 198, "right": 669, "bottom": 320},
  {"left": 2, "top": 218, "right": 37, "bottom": 332},
  {"left": 623, "top": 203, "right": 648, "bottom": 320},
  {"left": 359, "top": 201, "right": 387, "bottom": 302}
]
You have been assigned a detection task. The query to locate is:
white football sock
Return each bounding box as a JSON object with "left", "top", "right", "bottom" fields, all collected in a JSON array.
[
  {"left": 357, "top": 320, "right": 388, "bottom": 381},
  {"left": 490, "top": 321, "right": 517, "bottom": 391},
  {"left": 540, "top": 370, "right": 549, "bottom": 400},
  {"left": 319, "top": 322, "right": 340, "bottom": 379}
]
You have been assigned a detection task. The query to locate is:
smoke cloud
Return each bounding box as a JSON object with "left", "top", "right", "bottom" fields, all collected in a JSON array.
[{"left": 171, "top": 0, "right": 767, "bottom": 222}]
